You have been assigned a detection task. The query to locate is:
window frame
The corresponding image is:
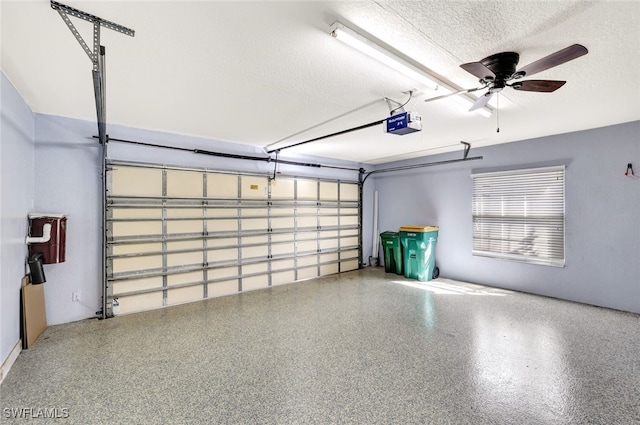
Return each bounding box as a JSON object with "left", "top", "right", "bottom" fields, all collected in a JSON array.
[{"left": 471, "top": 165, "right": 566, "bottom": 267}]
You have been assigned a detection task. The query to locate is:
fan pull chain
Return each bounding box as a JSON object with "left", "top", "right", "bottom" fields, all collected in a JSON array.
[{"left": 496, "top": 94, "right": 500, "bottom": 133}]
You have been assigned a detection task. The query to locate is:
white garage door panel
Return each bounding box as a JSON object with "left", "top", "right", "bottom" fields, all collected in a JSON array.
[
  {"left": 207, "top": 248, "right": 238, "bottom": 263},
  {"left": 341, "top": 237, "right": 359, "bottom": 248},
  {"left": 112, "top": 242, "right": 162, "bottom": 256},
  {"left": 271, "top": 179, "right": 295, "bottom": 199},
  {"left": 208, "top": 267, "right": 238, "bottom": 280},
  {"left": 297, "top": 240, "right": 317, "bottom": 253},
  {"left": 271, "top": 259, "right": 295, "bottom": 271},
  {"left": 272, "top": 271, "right": 295, "bottom": 286},
  {"left": 241, "top": 176, "right": 268, "bottom": 198},
  {"left": 207, "top": 219, "right": 238, "bottom": 232},
  {"left": 341, "top": 183, "right": 359, "bottom": 201},
  {"left": 167, "top": 170, "right": 203, "bottom": 198},
  {"left": 208, "top": 280, "right": 238, "bottom": 297},
  {"left": 243, "top": 263, "right": 269, "bottom": 275},
  {"left": 107, "top": 161, "right": 361, "bottom": 316},
  {"left": 207, "top": 173, "right": 238, "bottom": 198},
  {"left": 271, "top": 234, "right": 294, "bottom": 243},
  {"left": 112, "top": 208, "right": 162, "bottom": 219},
  {"left": 208, "top": 237, "right": 238, "bottom": 248},
  {"left": 271, "top": 242, "right": 295, "bottom": 256},
  {"left": 341, "top": 228, "right": 359, "bottom": 237},
  {"left": 341, "top": 260, "right": 359, "bottom": 272},
  {"left": 297, "top": 207, "right": 317, "bottom": 215},
  {"left": 298, "top": 267, "right": 318, "bottom": 280},
  {"left": 167, "top": 220, "right": 202, "bottom": 235},
  {"left": 320, "top": 182, "right": 338, "bottom": 200},
  {"left": 112, "top": 255, "right": 162, "bottom": 274},
  {"left": 112, "top": 221, "right": 162, "bottom": 237},
  {"left": 297, "top": 216, "right": 318, "bottom": 228},
  {"left": 320, "top": 239, "right": 339, "bottom": 250},
  {"left": 167, "top": 220, "right": 202, "bottom": 234},
  {"left": 168, "top": 271, "right": 203, "bottom": 286},
  {"left": 297, "top": 256, "right": 317, "bottom": 268},
  {"left": 297, "top": 232, "right": 317, "bottom": 241},
  {"left": 113, "top": 277, "right": 163, "bottom": 295},
  {"left": 242, "top": 208, "right": 268, "bottom": 218},
  {"left": 167, "top": 251, "right": 203, "bottom": 267},
  {"left": 111, "top": 167, "right": 162, "bottom": 197},
  {"left": 168, "top": 286, "right": 203, "bottom": 305},
  {"left": 243, "top": 245, "right": 267, "bottom": 259},
  {"left": 167, "top": 240, "right": 203, "bottom": 251},
  {"left": 242, "top": 235, "right": 269, "bottom": 245},
  {"left": 243, "top": 275, "right": 269, "bottom": 291},
  {"left": 341, "top": 249, "right": 360, "bottom": 272},
  {"left": 343, "top": 249, "right": 359, "bottom": 259},
  {"left": 297, "top": 180, "right": 318, "bottom": 199},
  {"left": 320, "top": 216, "right": 339, "bottom": 227},
  {"left": 119, "top": 292, "right": 163, "bottom": 314},
  {"left": 241, "top": 218, "right": 267, "bottom": 231},
  {"left": 271, "top": 208, "right": 295, "bottom": 217},
  {"left": 320, "top": 230, "right": 339, "bottom": 239},
  {"left": 206, "top": 208, "right": 236, "bottom": 218},
  {"left": 321, "top": 208, "right": 339, "bottom": 216},
  {"left": 241, "top": 218, "right": 268, "bottom": 231},
  {"left": 271, "top": 217, "right": 295, "bottom": 229},
  {"left": 167, "top": 208, "right": 202, "bottom": 218},
  {"left": 320, "top": 253, "right": 339, "bottom": 263},
  {"left": 321, "top": 264, "right": 339, "bottom": 276},
  {"left": 341, "top": 216, "right": 359, "bottom": 226}
]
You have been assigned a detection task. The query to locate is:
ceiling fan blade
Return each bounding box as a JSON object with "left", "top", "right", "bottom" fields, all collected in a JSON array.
[
  {"left": 511, "top": 80, "right": 566, "bottom": 92},
  {"left": 424, "top": 85, "right": 486, "bottom": 103},
  {"left": 469, "top": 92, "right": 494, "bottom": 111},
  {"left": 515, "top": 44, "right": 588, "bottom": 78},
  {"left": 460, "top": 62, "right": 496, "bottom": 80}
]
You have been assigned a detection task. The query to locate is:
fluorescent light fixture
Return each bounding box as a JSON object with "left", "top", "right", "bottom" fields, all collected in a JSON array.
[
  {"left": 330, "top": 22, "right": 439, "bottom": 91},
  {"left": 331, "top": 21, "right": 492, "bottom": 118}
]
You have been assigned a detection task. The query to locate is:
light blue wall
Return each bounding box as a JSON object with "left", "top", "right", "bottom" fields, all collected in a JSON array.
[
  {"left": 373, "top": 121, "right": 640, "bottom": 313},
  {"left": 34, "top": 114, "right": 368, "bottom": 325},
  {"left": 0, "top": 72, "right": 35, "bottom": 363}
]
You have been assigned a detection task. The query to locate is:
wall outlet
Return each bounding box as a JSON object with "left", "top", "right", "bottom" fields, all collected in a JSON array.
[{"left": 72, "top": 292, "right": 80, "bottom": 302}]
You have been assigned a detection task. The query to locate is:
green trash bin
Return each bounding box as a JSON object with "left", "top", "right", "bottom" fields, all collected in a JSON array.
[
  {"left": 399, "top": 226, "right": 439, "bottom": 282},
  {"left": 380, "top": 231, "right": 403, "bottom": 275}
]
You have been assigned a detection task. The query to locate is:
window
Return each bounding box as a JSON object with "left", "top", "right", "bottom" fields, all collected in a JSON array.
[{"left": 471, "top": 166, "right": 565, "bottom": 267}]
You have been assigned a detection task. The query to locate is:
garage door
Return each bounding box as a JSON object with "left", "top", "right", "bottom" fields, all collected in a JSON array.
[{"left": 105, "top": 161, "right": 360, "bottom": 316}]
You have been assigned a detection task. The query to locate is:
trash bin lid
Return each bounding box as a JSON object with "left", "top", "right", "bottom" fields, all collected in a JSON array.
[
  {"left": 399, "top": 225, "right": 439, "bottom": 232},
  {"left": 380, "top": 231, "right": 399, "bottom": 237}
]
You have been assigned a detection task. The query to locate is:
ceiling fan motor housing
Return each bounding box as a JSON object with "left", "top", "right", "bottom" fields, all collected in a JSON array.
[{"left": 480, "top": 51, "right": 520, "bottom": 81}]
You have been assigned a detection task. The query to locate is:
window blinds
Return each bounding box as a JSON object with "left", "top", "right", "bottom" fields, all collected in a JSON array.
[{"left": 471, "top": 166, "right": 565, "bottom": 267}]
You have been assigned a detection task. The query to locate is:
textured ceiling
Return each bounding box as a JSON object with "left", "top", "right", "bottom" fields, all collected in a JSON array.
[{"left": 2, "top": 1, "right": 639, "bottom": 164}]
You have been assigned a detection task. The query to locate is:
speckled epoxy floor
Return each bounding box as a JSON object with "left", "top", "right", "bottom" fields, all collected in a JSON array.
[{"left": 1, "top": 268, "right": 639, "bottom": 424}]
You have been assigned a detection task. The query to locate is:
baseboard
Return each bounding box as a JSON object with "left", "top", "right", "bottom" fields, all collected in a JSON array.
[{"left": 0, "top": 339, "right": 22, "bottom": 386}]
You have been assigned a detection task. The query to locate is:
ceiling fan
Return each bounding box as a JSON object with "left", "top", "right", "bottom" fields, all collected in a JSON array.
[{"left": 426, "top": 44, "right": 588, "bottom": 111}]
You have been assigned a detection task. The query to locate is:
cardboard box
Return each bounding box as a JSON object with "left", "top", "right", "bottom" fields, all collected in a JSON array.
[{"left": 21, "top": 275, "right": 47, "bottom": 349}]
